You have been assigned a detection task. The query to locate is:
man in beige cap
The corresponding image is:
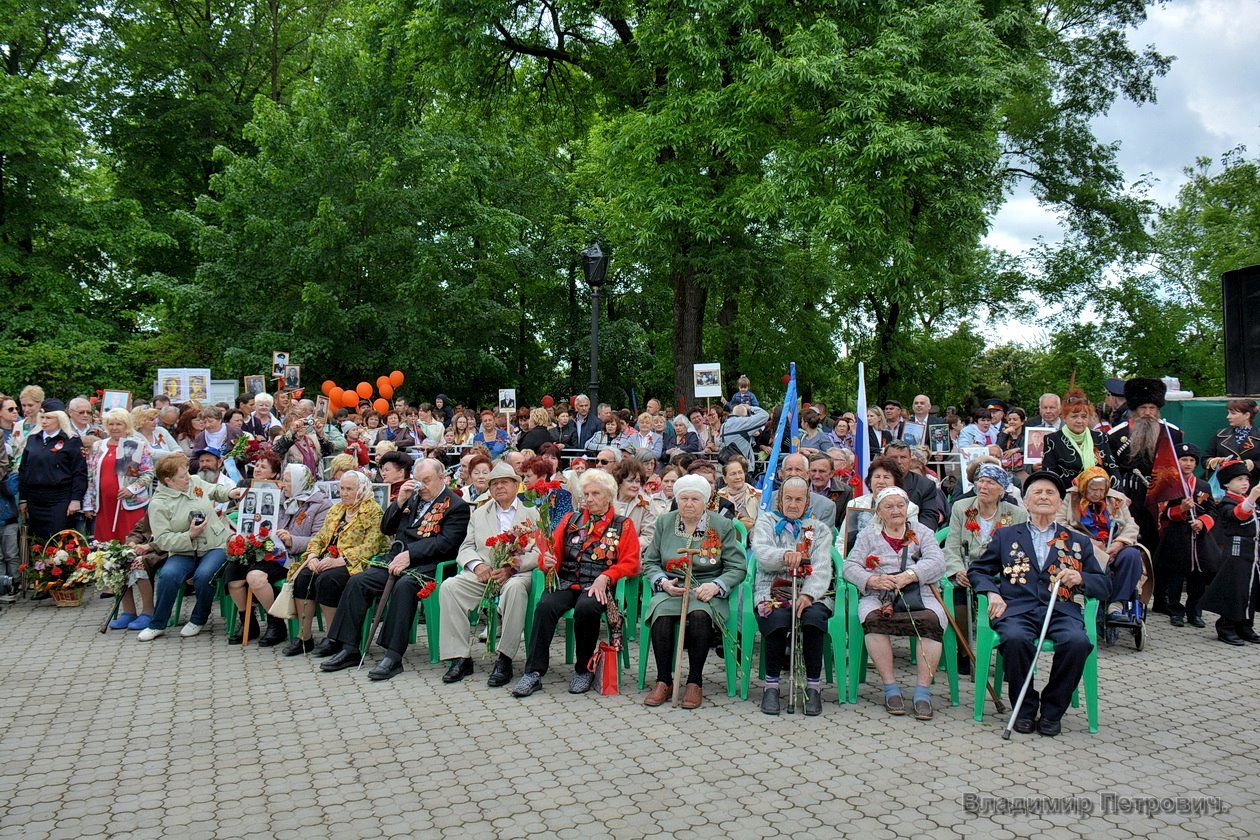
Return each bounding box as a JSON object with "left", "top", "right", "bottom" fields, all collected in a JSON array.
[{"left": 438, "top": 461, "right": 540, "bottom": 687}]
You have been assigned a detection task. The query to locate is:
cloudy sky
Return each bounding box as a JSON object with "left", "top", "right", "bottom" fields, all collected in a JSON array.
[{"left": 985, "top": 0, "right": 1260, "bottom": 256}]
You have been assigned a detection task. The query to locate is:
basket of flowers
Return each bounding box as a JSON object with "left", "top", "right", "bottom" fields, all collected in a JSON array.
[{"left": 23, "top": 530, "right": 94, "bottom": 606}]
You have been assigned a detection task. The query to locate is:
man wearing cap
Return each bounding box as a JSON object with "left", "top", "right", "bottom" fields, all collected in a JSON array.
[
  {"left": 1155, "top": 443, "right": 1220, "bottom": 629},
  {"left": 882, "top": 400, "right": 905, "bottom": 441},
  {"left": 1100, "top": 378, "right": 1129, "bottom": 434},
  {"left": 319, "top": 458, "right": 470, "bottom": 679},
  {"left": 1199, "top": 459, "right": 1260, "bottom": 645},
  {"left": 969, "top": 471, "right": 1108, "bottom": 736},
  {"left": 191, "top": 446, "right": 236, "bottom": 514},
  {"left": 1108, "top": 378, "right": 1183, "bottom": 606},
  {"left": 984, "top": 399, "right": 1008, "bottom": 429},
  {"left": 437, "top": 461, "right": 540, "bottom": 687}
]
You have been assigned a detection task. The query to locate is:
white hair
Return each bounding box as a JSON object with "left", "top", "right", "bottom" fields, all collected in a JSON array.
[
  {"left": 103, "top": 408, "right": 134, "bottom": 434},
  {"left": 579, "top": 468, "right": 617, "bottom": 500},
  {"left": 413, "top": 457, "right": 444, "bottom": 480},
  {"left": 254, "top": 393, "right": 275, "bottom": 409},
  {"left": 1039, "top": 393, "right": 1060, "bottom": 407}
]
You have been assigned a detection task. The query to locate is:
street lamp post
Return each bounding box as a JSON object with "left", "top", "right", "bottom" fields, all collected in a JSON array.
[{"left": 582, "top": 242, "right": 609, "bottom": 410}]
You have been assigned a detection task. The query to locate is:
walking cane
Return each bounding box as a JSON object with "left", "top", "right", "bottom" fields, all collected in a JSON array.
[
  {"left": 927, "top": 583, "right": 1005, "bottom": 714},
  {"left": 671, "top": 548, "right": 700, "bottom": 707},
  {"left": 1002, "top": 571, "right": 1065, "bottom": 740},
  {"left": 787, "top": 573, "right": 800, "bottom": 715},
  {"left": 360, "top": 543, "right": 405, "bottom": 669},
  {"left": 241, "top": 589, "right": 254, "bottom": 646}
]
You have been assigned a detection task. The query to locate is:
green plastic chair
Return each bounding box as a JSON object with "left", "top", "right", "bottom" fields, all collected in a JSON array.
[
  {"left": 737, "top": 546, "right": 848, "bottom": 703},
  {"left": 973, "top": 592, "right": 1099, "bottom": 732}
]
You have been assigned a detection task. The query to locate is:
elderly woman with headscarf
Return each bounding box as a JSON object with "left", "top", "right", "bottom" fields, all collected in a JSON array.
[
  {"left": 1041, "top": 386, "right": 1118, "bottom": 485},
  {"left": 1056, "top": 466, "right": 1144, "bottom": 622},
  {"left": 639, "top": 474, "right": 746, "bottom": 709},
  {"left": 842, "top": 457, "right": 919, "bottom": 552},
  {"left": 512, "top": 468, "right": 641, "bottom": 697},
  {"left": 17, "top": 399, "right": 88, "bottom": 540},
  {"left": 284, "top": 469, "right": 389, "bottom": 656},
  {"left": 843, "top": 486, "right": 948, "bottom": 720},
  {"left": 83, "top": 408, "right": 155, "bottom": 543},
  {"left": 751, "top": 476, "right": 834, "bottom": 716}
]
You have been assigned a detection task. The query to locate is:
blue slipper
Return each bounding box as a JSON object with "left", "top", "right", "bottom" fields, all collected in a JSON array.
[
  {"left": 109, "top": 612, "right": 138, "bottom": 630},
  {"left": 128, "top": 614, "right": 154, "bottom": 631}
]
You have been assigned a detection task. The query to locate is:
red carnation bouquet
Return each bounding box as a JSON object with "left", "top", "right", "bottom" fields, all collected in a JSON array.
[
  {"left": 483, "top": 522, "right": 538, "bottom": 600},
  {"left": 22, "top": 531, "right": 94, "bottom": 593},
  {"left": 521, "top": 478, "right": 564, "bottom": 535},
  {"left": 226, "top": 524, "right": 283, "bottom": 566}
]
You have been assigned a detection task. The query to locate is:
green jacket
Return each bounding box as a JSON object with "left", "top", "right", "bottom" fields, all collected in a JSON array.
[
  {"left": 148, "top": 476, "right": 234, "bottom": 556},
  {"left": 641, "top": 511, "right": 746, "bottom": 624}
]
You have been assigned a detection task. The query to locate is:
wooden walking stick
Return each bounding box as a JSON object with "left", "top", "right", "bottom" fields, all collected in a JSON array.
[
  {"left": 241, "top": 588, "right": 254, "bottom": 646},
  {"left": 361, "top": 571, "right": 398, "bottom": 669},
  {"left": 1002, "top": 571, "right": 1065, "bottom": 740},
  {"left": 671, "top": 548, "right": 701, "bottom": 707},
  {"left": 927, "top": 582, "right": 1005, "bottom": 714}
]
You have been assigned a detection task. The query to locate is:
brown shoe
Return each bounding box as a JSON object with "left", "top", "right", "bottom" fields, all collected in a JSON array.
[
  {"left": 682, "top": 683, "right": 703, "bottom": 709},
  {"left": 643, "top": 681, "right": 672, "bottom": 707}
]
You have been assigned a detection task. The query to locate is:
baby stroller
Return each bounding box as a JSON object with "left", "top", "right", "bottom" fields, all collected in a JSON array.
[{"left": 1098, "top": 543, "right": 1153, "bottom": 651}]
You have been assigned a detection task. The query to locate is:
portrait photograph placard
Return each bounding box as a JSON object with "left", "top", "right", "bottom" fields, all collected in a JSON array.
[
  {"left": 928, "top": 423, "right": 951, "bottom": 453},
  {"left": 498, "top": 389, "right": 517, "bottom": 412},
  {"left": 238, "top": 481, "right": 282, "bottom": 537},
  {"left": 101, "top": 390, "right": 132, "bottom": 412},
  {"left": 692, "top": 363, "right": 723, "bottom": 398},
  {"left": 959, "top": 445, "right": 990, "bottom": 492},
  {"left": 243, "top": 375, "right": 267, "bottom": 395},
  {"left": 271, "top": 351, "right": 289, "bottom": 379},
  {"left": 1023, "top": 426, "right": 1053, "bottom": 466}
]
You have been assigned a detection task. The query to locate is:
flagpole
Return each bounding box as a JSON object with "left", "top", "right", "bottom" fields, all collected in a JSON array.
[{"left": 759, "top": 363, "right": 798, "bottom": 512}]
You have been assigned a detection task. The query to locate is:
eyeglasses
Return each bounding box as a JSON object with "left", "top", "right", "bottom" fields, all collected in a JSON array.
[
  {"left": 595, "top": 458, "right": 614, "bottom": 465},
  {"left": 2, "top": 406, "right": 16, "bottom": 412}
]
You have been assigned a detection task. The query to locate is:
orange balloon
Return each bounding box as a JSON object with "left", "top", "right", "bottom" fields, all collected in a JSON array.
[
  {"left": 373, "top": 398, "right": 390, "bottom": 414},
  {"left": 376, "top": 375, "right": 390, "bottom": 392},
  {"left": 356, "top": 381, "right": 373, "bottom": 399},
  {"left": 341, "top": 390, "right": 359, "bottom": 408},
  {"left": 321, "top": 380, "right": 335, "bottom": 397},
  {"left": 329, "top": 386, "right": 344, "bottom": 406},
  {"left": 379, "top": 382, "right": 394, "bottom": 400},
  {"left": 389, "top": 370, "right": 404, "bottom": 387}
]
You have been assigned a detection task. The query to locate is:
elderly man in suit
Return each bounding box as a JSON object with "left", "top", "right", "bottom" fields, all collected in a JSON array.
[
  {"left": 438, "top": 461, "right": 540, "bottom": 687},
  {"left": 968, "top": 471, "right": 1109, "bottom": 736},
  {"left": 320, "top": 458, "right": 470, "bottom": 680}
]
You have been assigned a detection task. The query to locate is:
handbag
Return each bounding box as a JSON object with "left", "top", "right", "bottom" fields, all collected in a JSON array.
[
  {"left": 268, "top": 580, "right": 297, "bottom": 619},
  {"left": 893, "top": 545, "right": 927, "bottom": 613},
  {"left": 588, "top": 642, "right": 620, "bottom": 695}
]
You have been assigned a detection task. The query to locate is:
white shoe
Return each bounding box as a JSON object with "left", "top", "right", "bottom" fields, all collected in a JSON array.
[
  {"left": 137, "top": 627, "right": 165, "bottom": 642},
  {"left": 477, "top": 627, "right": 488, "bottom": 642},
  {"left": 179, "top": 621, "right": 204, "bottom": 637}
]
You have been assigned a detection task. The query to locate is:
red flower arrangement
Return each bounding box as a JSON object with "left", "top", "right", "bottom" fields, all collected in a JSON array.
[
  {"left": 227, "top": 525, "right": 281, "bottom": 565},
  {"left": 864, "top": 554, "right": 880, "bottom": 570},
  {"left": 417, "top": 580, "right": 437, "bottom": 600}
]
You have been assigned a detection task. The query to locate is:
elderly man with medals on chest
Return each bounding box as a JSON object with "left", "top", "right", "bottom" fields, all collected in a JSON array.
[
  {"left": 438, "top": 461, "right": 540, "bottom": 688},
  {"left": 320, "top": 458, "right": 470, "bottom": 679},
  {"left": 968, "top": 471, "right": 1109, "bottom": 736}
]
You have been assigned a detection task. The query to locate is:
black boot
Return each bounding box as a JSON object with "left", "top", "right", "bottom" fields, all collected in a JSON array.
[
  {"left": 1237, "top": 624, "right": 1260, "bottom": 644},
  {"left": 258, "top": 615, "right": 288, "bottom": 648},
  {"left": 487, "top": 654, "right": 513, "bottom": 687},
  {"left": 282, "top": 637, "right": 315, "bottom": 656},
  {"left": 229, "top": 613, "right": 261, "bottom": 645},
  {"left": 443, "top": 657, "right": 474, "bottom": 684},
  {"left": 1187, "top": 610, "right": 1206, "bottom": 628},
  {"left": 1218, "top": 628, "right": 1246, "bottom": 646}
]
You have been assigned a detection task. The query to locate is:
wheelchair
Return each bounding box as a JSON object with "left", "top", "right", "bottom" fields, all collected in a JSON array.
[{"left": 1097, "top": 543, "right": 1153, "bottom": 651}]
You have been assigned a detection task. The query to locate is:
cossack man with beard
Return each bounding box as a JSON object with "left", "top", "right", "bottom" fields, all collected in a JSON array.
[{"left": 1108, "top": 377, "right": 1182, "bottom": 612}]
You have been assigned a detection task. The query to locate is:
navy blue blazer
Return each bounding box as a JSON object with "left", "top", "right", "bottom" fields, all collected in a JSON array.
[{"left": 967, "top": 521, "right": 1109, "bottom": 620}]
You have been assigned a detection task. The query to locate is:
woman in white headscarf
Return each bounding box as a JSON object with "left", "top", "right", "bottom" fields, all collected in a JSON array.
[{"left": 843, "top": 486, "right": 947, "bottom": 720}]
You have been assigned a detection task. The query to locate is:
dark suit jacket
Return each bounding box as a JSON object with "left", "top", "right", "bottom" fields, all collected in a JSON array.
[
  {"left": 902, "top": 471, "right": 943, "bottom": 530},
  {"left": 381, "top": 487, "right": 470, "bottom": 575},
  {"left": 1041, "top": 428, "right": 1118, "bottom": 484},
  {"left": 968, "top": 522, "right": 1109, "bottom": 621}
]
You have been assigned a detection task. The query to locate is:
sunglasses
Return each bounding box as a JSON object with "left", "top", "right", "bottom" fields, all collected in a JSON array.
[
  {"left": 595, "top": 458, "right": 614, "bottom": 465},
  {"left": 2, "top": 406, "right": 16, "bottom": 412}
]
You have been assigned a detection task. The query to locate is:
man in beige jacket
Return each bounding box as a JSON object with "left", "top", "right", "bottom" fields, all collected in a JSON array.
[{"left": 438, "top": 462, "right": 539, "bottom": 687}]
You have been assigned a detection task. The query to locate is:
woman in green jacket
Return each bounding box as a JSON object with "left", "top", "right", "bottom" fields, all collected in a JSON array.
[
  {"left": 640, "top": 474, "right": 746, "bottom": 710},
  {"left": 138, "top": 453, "right": 244, "bottom": 641}
]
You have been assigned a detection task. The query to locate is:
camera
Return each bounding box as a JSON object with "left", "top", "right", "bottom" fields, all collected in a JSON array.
[{"left": 190, "top": 512, "right": 206, "bottom": 526}]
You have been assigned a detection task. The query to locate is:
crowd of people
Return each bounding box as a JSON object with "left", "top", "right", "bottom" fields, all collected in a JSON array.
[{"left": 1, "top": 373, "right": 1257, "bottom": 735}]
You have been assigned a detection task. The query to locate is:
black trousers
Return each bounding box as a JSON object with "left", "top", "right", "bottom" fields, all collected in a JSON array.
[
  {"left": 650, "top": 611, "right": 715, "bottom": 686},
  {"left": 327, "top": 566, "right": 423, "bottom": 657},
  {"left": 756, "top": 602, "right": 831, "bottom": 681},
  {"left": 994, "top": 609, "right": 1092, "bottom": 724},
  {"left": 1166, "top": 566, "right": 1211, "bottom": 619},
  {"left": 526, "top": 588, "right": 604, "bottom": 676},
  {"left": 290, "top": 565, "right": 351, "bottom": 608}
]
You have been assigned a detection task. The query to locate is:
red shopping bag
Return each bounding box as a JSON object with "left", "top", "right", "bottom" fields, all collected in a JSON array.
[{"left": 588, "top": 642, "right": 620, "bottom": 695}]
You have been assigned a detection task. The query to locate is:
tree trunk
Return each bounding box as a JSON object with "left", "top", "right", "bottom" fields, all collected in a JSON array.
[
  {"left": 717, "top": 291, "right": 738, "bottom": 397},
  {"left": 567, "top": 261, "right": 578, "bottom": 395},
  {"left": 875, "top": 299, "right": 901, "bottom": 402},
  {"left": 672, "top": 266, "right": 707, "bottom": 408}
]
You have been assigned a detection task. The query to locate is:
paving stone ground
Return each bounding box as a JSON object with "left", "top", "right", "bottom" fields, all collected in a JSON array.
[{"left": 0, "top": 596, "right": 1257, "bottom": 839}]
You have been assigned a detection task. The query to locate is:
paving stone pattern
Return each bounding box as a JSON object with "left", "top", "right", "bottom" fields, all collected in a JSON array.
[{"left": 0, "top": 599, "right": 1257, "bottom": 839}]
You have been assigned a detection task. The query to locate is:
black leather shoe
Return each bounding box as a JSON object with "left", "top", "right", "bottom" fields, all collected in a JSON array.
[
  {"left": 1188, "top": 613, "right": 1206, "bottom": 628},
  {"left": 1218, "top": 630, "right": 1246, "bottom": 646},
  {"left": 320, "top": 648, "right": 359, "bottom": 671},
  {"left": 442, "top": 657, "right": 474, "bottom": 684},
  {"left": 258, "top": 617, "right": 288, "bottom": 648},
  {"left": 282, "top": 637, "right": 314, "bottom": 656},
  {"left": 368, "top": 657, "right": 403, "bottom": 681},
  {"left": 312, "top": 637, "right": 340, "bottom": 658},
  {"left": 1013, "top": 717, "right": 1037, "bottom": 735},
  {"left": 1037, "top": 717, "right": 1061, "bottom": 737},
  {"left": 487, "top": 654, "right": 513, "bottom": 687},
  {"left": 761, "top": 687, "right": 781, "bottom": 716},
  {"left": 805, "top": 688, "right": 823, "bottom": 717},
  {"left": 1238, "top": 627, "right": 1260, "bottom": 643},
  {"left": 228, "top": 615, "right": 260, "bottom": 646},
  {"left": 1169, "top": 614, "right": 1185, "bottom": 627}
]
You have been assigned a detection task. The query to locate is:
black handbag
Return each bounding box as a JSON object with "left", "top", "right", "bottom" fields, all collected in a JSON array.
[{"left": 893, "top": 544, "right": 927, "bottom": 613}]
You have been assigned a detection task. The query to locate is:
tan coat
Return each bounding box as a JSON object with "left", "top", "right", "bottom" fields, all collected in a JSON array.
[{"left": 454, "top": 500, "right": 541, "bottom": 574}]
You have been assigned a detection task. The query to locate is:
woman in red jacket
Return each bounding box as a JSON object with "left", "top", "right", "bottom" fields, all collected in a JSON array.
[{"left": 512, "top": 468, "right": 639, "bottom": 696}]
